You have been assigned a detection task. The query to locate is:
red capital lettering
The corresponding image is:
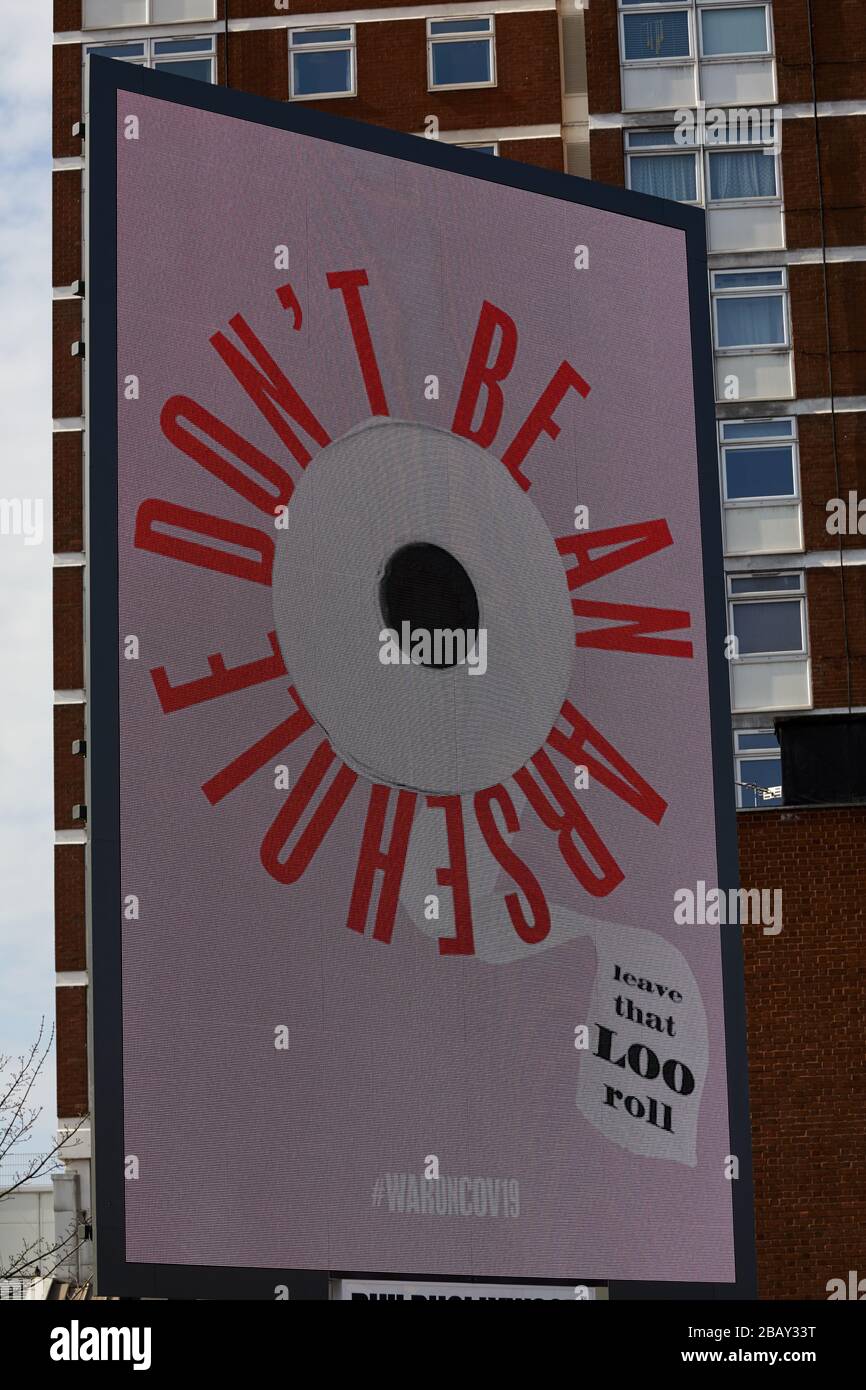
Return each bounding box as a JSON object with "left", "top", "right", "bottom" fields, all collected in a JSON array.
[
  {"left": 261, "top": 741, "right": 357, "bottom": 885},
  {"left": 547, "top": 701, "right": 667, "bottom": 825},
  {"left": 160, "top": 395, "right": 294, "bottom": 514},
  {"left": 210, "top": 312, "right": 330, "bottom": 466},
  {"left": 501, "top": 362, "right": 590, "bottom": 491},
  {"left": 326, "top": 269, "right": 388, "bottom": 416},
  {"left": 202, "top": 685, "right": 314, "bottom": 805},
  {"left": 474, "top": 785, "right": 550, "bottom": 945},
  {"left": 451, "top": 300, "right": 517, "bottom": 449},
  {"left": 514, "top": 751, "right": 623, "bottom": 898},
  {"left": 134, "top": 498, "right": 273, "bottom": 586},
  {"left": 571, "top": 599, "right": 693, "bottom": 658},
  {"left": 347, "top": 784, "right": 417, "bottom": 942},
  {"left": 152, "top": 630, "right": 286, "bottom": 715},
  {"left": 426, "top": 796, "right": 475, "bottom": 956},
  {"left": 557, "top": 519, "right": 674, "bottom": 590}
]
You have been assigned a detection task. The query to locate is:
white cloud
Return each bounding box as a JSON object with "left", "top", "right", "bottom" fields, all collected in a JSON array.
[{"left": 0, "top": 1, "right": 58, "bottom": 1155}]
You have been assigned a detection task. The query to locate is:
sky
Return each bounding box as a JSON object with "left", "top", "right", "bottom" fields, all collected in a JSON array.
[{"left": 0, "top": 1, "right": 56, "bottom": 1158}]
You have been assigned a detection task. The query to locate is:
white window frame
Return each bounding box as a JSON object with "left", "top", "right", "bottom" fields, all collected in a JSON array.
[
  {"left": 84, "top": 34, "right": 216, "bottom": 82},
  {"left": 697, "top": 2, "right": 772, "bottom": 63},
  {"left": 288, "top": 26, "right": 357, "bottom": 102},
  {"left": 733, "top": 727, "right": 782, "bottom": 808},
  {"left": 457, "top": 141, "right": 500, "bottom": 156},
  {"left": 727, "top": 572, "right": 806, "bottom": 662},
  {"left": 426, "top": 17, "right": 496, "bottom": 93},
  {"left": 625, "top": 127, "right": 702, "bottom": 203},
  {"left": 711, "top": 267, "right": 789, "bottom": 355},
  {"left": 83, "top": 0, "right": 217, "bottom": 27},
  {"left": 618, "top": 3, "right": 694, "bottom": 69},
  {"left": 704, "top": 119, "right": 780, "bottom": 208},
  {"left": 718, "top": 418, "right": 799, "bottom": 509}
]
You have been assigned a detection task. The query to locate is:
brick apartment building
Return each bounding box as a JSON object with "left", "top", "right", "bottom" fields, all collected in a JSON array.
[{"left": 51, "top": 0, "right": 865, "bottom": 1298}]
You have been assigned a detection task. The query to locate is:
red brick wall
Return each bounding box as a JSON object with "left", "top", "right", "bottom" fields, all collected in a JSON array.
[
  {"left": 56, "top": 987, "right": 89, "bottom": 1117},
  {"left": 791, "top": 263, "right": 866, "bottom": 400},
  {"left": 53, "top": 432, "right": 84, "bottom": 554},
  {"left": 800, "top": 414, "right": 866, "bottom": 552},
  {"left": 54, "top": 705, "right": 86, "bottom": 832},
  {"left": 738, "top": 805, "right": 866, "bottom": 1299},
  {"left": 584, "top": 0, "right": 621, "bottom": 114},
  {"left": 53, "top": 171, "right": 82, "bottom": 286},
  {"left": 55, "top": 847, "right": 86, "bottom": 974},
  {"left": 53, "top": 569, "right": 84, "bottom": 691},
  {"left": 53, "top": 300, "right": 83, "bottom": 418},
  {"left": 589, "top": 128, "right": 624, "bottom": 186},
  {"left": 783, "top": 115, "right": 866, "bottom": 251},
  {"left": 806, "top": 566, "right": 866, "bottom": 708}
]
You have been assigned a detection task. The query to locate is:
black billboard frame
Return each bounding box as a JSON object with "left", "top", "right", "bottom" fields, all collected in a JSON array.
[{"left": 87, "top": 54, "right": 756, "bottom": 1301}]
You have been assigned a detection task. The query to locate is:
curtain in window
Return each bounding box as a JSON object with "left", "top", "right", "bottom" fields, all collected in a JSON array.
[
  {"left": 709, "top": 150, "right": 776, "bottom": 200},
  {"left": 623, "top": 12, "right": 690, "bottom": 60},
  {"left": 630, "top": 154, "right": 696, "bottom": 201},
  {"left": 716, "top": 294, "right": 784, "bottom": 347}
]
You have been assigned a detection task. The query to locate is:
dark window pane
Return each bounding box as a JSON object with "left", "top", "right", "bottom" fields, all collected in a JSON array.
[
  {"left": 623, "top": 12, "right": 690, "bottom": 60},
  {"left": 153, "top": 38, "right": 214, "bottom": 54},
  {"left": 730, "top": 574, "right": 800, "bottom": 594},
  {"left": 732, "top": 599, "right": 802, "bottom": 653},
  {"left": 722, "top": 420, "right": 793, "bottom": 440},
  {"left": 724, "top": 445, "right": 795, "bottom": 499},
  {"left": 738, "top": 732, "right": 779, "bottom": 751},
  {"left": 430, "top": 19, "right": 491, "bottom": 34},
  {"left": 154, "top": 58, "right": 214, "bottom": 82},
  {"left": 292, "top": 29, "right": 352, "bottom": 45},
  {"left": 293, "top": 50, "right": 352, "bottom": 95},
  {"left": 431, "top": 39, "right": 492, "bottom": 85},
  {"left": 739, "top": 757, "right": 782, "bottom": 807}
]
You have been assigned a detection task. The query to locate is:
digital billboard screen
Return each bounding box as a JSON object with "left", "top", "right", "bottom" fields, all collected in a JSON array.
[{"left": 87, "top": 58, "right": 754, "bottom": 1298}]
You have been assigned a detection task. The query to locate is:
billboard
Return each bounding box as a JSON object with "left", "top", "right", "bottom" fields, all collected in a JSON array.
[{"left": 87, "top": 58, "right": 754, "bottom": 1298}]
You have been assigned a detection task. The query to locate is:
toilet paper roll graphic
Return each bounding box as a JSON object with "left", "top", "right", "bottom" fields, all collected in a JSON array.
[{"left": 272, "top": 418, "right": 575, "bottom": 795}]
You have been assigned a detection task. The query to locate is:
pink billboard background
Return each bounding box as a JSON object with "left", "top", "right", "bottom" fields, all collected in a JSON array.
[{"left": 114, "top": 91, "right": 735, "bottom": 1280}]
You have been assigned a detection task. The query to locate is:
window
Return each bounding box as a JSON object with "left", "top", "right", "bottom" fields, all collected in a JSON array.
[
  {"left": 427, "top": 18, "right": 495, "bottom": 90},
  {"left": 83, "top": 0, "right": 216, "bottom": 25},
  {"left": 720, "top": 419, "right": 797, "bottom": 502},
  {"left": 289, "top": 29, "right": 355, "bottom": 99},
  {"left": 626, "top": 128, "right": 698, "bottom": 202},
  {"left": 700, "top": 4, "right": 769, "bottom": 57},
  {"left": 712, "top": 268, "right": 787, "bottom": 350},
  {"left": 458, "top": 143, "right": 499, "bottom": 156},
  {"left": 734, "top": 730, "right": 781, "bottom": 807},
  {"left": 621, "top": 8, "right": 691, "bottom": 62},
  {"left": 85, "top": 35, "right": 215, "bottom": 82},
  {"left": 728, "top": 572, "right": 805, "bottom": 657},
  {"left": 708, "top": 146, "right": 776, "bottom": 199}
]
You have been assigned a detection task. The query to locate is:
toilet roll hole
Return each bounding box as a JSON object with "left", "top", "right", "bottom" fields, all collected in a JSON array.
[{"left": 379, "top": 542, "right": 480, "bottom": 668}]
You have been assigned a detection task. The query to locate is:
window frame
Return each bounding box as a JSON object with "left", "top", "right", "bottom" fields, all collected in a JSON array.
[
  {"left": 83, "top": 34, "right": 216, "bottom": 82},
  {"left": 727, "top": 571, "right": 806, "bottom": 661},
  {"left": 704, "top": 122, "right": 780, "bottom": 208},
  {"left": 82, "top": 0, "right": 217, "bottom": 27},
  {"left": 710, "top": 267, "right": 789, "bottom": 355},
  {"left": 718, "top": 418, "right": 799, "bottom": 508},
  {"left": 733, "top": 728, "right": 782, "bottom": 808},
  {"left": 618, "top": 3, "right": 694, "bottom": 68},
  {"left": 288, "top": 26, "right": 357, "bottom": 102},
  {"left": 426, "top": 17, "right": 497, "bottom": 92},
  {"left": 625, "top": 127, "right": 702, "bottom": 204},
  {"left": 457, "top": 141, "right": 500, "bottom": 156},
  {"left": 697, "top": 2, "right": 772, "bottom": 62}
]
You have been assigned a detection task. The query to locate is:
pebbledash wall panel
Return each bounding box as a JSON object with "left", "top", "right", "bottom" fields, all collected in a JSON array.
[{"left": 84, "top": 59, "right": 753, "bottom": 1297}]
